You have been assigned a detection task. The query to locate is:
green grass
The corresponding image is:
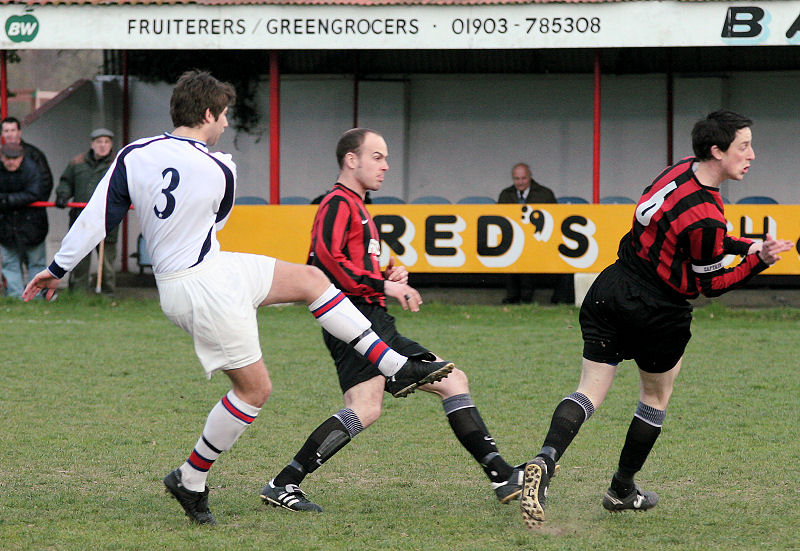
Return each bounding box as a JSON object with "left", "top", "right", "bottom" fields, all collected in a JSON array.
[{"left": 1, "top": 294, "right": 799, "bottom": 550}]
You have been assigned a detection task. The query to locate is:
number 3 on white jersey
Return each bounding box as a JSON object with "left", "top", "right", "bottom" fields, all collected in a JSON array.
[
  {"left": 154, "top": 167, "right": 180, "bottom": 219},
  {"left": 635, "top": 180, "right": 677, "bottom": 226}
]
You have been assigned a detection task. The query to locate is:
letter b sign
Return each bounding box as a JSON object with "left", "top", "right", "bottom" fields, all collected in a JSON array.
[{"left": 721, "top": 7, "right": 764, "bottom": 38}]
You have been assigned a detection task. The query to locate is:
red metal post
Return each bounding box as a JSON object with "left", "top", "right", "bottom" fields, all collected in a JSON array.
[
  {"left": 121, "top": 50, "right": 130, "bottom": 272},
  {"left": 592, "top": 50, "right": 602, "bottom": 204},
  {"left": 0, "top": 51, "right": 7, "bottom": 120},
  {"left": 269, "top": 51, "right": 281, "bottom": 205}
]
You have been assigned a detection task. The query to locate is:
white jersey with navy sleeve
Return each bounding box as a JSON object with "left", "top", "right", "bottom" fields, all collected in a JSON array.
[{"left": 50, "top": 133, "right": 236, "bottom": 277}]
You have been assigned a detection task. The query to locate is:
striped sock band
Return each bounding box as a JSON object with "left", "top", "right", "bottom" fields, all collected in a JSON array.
[
  {"left": 333, "top": 408, "right": 364, "bottom": 438},
  {"left": 442, "top": 393, "right": 475, "bottom": 415},
  {"left": 220, "top": 391, "right": 258, "bottom": 426},
  {"left": 351, "top": 329, "right": 391, "bottom": 367},
  {"left": 565, "top": 392, "right": 595, "bottom": 420},
  {"left": 350, "top": 329, "right": 406, "bottom": 377},
  {"left": 187, "top": 435, "right": 221, "bottom": 473},
  {"left": 180, "top": 390, "right": 261, "bottom": 492},
  {"left": 309, "top": 286, "right": 349, "bottom": 320},
  {"left": 634, "top": 401, "right": 666, "bottom": 427}
]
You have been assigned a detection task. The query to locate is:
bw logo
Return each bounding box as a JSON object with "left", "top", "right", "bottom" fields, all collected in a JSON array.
[{"left": 5, "top": 14, "right": 39, "bottom": 43}]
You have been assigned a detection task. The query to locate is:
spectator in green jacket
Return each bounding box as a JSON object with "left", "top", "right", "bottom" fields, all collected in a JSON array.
[{"left": 55, "top": 128, "right": 118, "bottom": 293}]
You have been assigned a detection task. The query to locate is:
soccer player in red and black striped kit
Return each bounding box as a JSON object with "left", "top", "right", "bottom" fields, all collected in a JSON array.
[
  {"left": 520, "top": 110, "right": 793, "bottom": 528},
  {"left": 261, "top": 128, "right": 524, "bottom": 512}
]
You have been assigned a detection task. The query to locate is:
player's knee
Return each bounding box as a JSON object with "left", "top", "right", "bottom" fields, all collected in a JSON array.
[
  {"left": 305, "top": 265, "right": 330, "bottom": 287},
  {"left": 354, "top": 401, "right": 382, "bottom": 427},
  {"left": 246, "top": 379, "right": 272, "bottom": 408},
  {"left": 244, "top": 385, "right": 271, "bottom": 409},
  {"left": 447, "top": 367, "right": 469, "bottom": 390},
  {"left": 260, "top": 379, "right": 273, "bottom": 405},
  {"left": 300, "top": 265, "right": 333, "bottom": 300},
  {"left": 423, "top": 367, "right": 469, "bottom": 397},
  {"left": 643, "top": 388, "right": 672, "bottom": 410}
]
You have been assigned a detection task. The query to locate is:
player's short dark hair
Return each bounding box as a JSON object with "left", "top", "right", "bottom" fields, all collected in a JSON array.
[
  {"left": 170, "top": 70, "right": 235, "bottom": 128},
  {"left": 1, "top": 116, "right": 21, "bottom": 129},
  {"left": 336, "top": 128, "right": 379, "bottom": 169},
  {"left": 692, "top": 110, "right": 752, "bottom": 161}
]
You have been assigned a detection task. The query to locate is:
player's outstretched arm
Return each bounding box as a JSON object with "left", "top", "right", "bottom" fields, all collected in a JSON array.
[{"left": 22, "top": 269, "right": 60, "bottom": 302}]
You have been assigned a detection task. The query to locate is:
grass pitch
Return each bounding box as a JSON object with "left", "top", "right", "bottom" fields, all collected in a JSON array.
[{"left": 0, "top": 294, "right": 798, "bottom": 550}]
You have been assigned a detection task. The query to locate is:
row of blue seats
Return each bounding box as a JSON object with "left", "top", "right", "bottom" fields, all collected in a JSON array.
[
  {"left": 237, "top": 195, "right": 780, "bottom": 205},
  {"left": 539, "top": 195, "right": 780, "bottom": 205}
]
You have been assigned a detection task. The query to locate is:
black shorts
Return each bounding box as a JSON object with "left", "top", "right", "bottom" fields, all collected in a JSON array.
[
  {"left": 322, "top": 302, "right": 434, "bottom": 393},
  {"left": 579, "top": 262, "right": 693, "bottom": 373}
]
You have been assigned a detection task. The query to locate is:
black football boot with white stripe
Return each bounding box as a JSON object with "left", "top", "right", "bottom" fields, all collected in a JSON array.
[{"left": 260, "top": 480, "right": 323, "bottom": 512}]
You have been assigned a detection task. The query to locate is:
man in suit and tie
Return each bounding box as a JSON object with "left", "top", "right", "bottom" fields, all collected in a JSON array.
[
  {"left": 497, "top": 163, "right": 557, "bottom": 304},
  {"left": 498, "top": 163, "right": 557, "bottom": 206}
]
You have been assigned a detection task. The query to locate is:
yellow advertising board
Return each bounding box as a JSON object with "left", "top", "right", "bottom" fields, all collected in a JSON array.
[{"left": 218, "top": 204, "right": 800, "bottom": 274}]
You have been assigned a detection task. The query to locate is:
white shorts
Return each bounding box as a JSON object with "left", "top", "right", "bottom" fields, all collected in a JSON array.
[{"left": 156, "top": 251, "right": 277, "bottom": 378}]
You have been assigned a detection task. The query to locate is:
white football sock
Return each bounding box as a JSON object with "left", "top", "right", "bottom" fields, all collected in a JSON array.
[
  {"left": 309, "top": 284, "right": 407, "bottom": 377},
  {"left": 179, "top": 390, "right": 260, "bottom": 492}
]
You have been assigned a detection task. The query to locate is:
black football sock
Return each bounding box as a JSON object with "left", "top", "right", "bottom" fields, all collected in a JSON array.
[
  {"left": 273, "top": 408, "right": 363, "bottom": 487},
  {"left": 443, "top": 394, "right": 512, "bottom": 483},
  {"left": 613, "top": 401, "right": 665, "bottom": 496},
  {"left": 537, "top": 392, "right": 595, "bottom": 475}
]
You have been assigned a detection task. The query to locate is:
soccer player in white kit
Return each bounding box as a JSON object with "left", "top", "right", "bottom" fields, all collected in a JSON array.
[{"left": 23, "top": 70, "right": 452, "bottom": 525}]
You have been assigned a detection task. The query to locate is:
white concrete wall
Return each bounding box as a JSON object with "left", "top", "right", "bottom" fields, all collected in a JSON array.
[
  {"left": 18, "top": 69, "right": 800, "bottom": 274},
  {"left": 407, "top": 74, "right": 596, "bottom": 202}
]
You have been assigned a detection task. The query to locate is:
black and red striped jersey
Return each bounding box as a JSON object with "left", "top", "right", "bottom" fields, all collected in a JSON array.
[
  {"left": 618, "top": 157, "right": 767, "bottom": 300},
  {"left": 308, "top": 183, "right": 386, "bottom": 307}
]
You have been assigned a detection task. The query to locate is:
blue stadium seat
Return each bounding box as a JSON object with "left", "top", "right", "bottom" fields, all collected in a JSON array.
[
  {"left": 371, "top": 195, "right": 405, "bottom": 204},
  {"left": 736, "top": 195, "right": 778, "bottom": 204},
  {"left": 457, "top": 196, "right": 496, "bottom": 204},
  {"left": 557, "top": 196, "right": 589, "bottom": 204},
  {"left": 280, "top": 196, "right": 311, "bottom": 205},
  {"left": 599, "top": 195, "right": 636, "bottom": 204},
  {"left": 132, "top": 234, "right": 152, "bottom": 274},
  {"left": 410, "top": 195, "right": 451, "bottom": 204},
  {"left": 236, "top": 195, "right": 268, "bottom": 205}
]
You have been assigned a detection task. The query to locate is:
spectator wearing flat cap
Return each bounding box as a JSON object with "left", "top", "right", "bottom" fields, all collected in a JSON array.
[
  {"left": 1, "top": 116, "right": 53, "bottom": 193},
  {"left": 0, "top": 117, "right": 53, "bottom": 191},
  {"left": 55, "top": 128, "right": 118, "bottom": 293},
  {"left": 0, "top": 142, "right": 50, "bottom": 298}
]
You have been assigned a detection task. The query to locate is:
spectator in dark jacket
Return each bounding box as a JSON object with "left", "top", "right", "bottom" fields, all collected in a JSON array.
[
  {"left": 1, "top": 117, "right": 52, "bottom": 193},
  {"left": 55, "top": 128, "right": 117, "bottom": 293},
  {"left": 0, "top": 143, "right": 51, "bottom": 298}
]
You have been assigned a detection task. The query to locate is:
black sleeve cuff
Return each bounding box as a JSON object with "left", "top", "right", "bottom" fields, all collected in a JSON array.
[
  {"left": 48, "top": 261, "right": 67, "bottom": 279},
  {"left": 724, "top": 235, "right": 752, "bottom": 256}
]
